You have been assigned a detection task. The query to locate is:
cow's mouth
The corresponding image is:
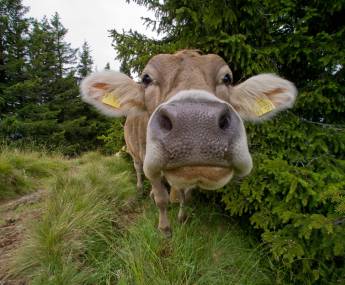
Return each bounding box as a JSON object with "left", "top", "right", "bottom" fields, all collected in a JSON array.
[{"left": 164, "top": 166, "right": 233, "bottom": 190}]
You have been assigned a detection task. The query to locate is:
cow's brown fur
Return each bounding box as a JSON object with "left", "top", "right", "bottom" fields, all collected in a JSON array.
[
  {"left": 124, "top": 112, "right": 149, "bottom": 192},
  {"left": 124, "top": 113, "right": 148, "bottom": 165},
  {"left": 125, "top": 50, "right": 229, "bottom": 195}
]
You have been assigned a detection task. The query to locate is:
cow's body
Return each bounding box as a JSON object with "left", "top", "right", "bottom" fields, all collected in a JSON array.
[
  {"left": 124, "top": 112, "right": 148, "bottom": 192},
  {"left": 124, "top": 114, "right": 147, "bottom": 164},
  {"left": 81, "top": 50, "right": 297, "bottom": 236}
]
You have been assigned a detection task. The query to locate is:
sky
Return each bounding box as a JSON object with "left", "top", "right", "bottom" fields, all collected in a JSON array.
[{"left": 22, "top": 0, "right": 157, "bottom": 70}]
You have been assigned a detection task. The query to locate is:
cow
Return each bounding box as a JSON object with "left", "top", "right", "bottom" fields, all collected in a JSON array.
[{"left": 80, "top": 50, "right": 297, "bottom": 236}]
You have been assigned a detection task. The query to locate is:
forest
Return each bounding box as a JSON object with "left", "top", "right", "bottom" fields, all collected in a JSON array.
[
  {"left": 0, "top": 0, "right": 122, "bottom": 156},
  {"left": 1, "top": 0, "right": 345, "bottom": 284}
]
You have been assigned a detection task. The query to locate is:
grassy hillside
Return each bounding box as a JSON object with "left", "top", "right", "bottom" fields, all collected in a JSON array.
[
  {"left": 0, "top": 147, "right": 69, "bottom": 201},
  {"left": 1, "top": 150, "right": 274, "bottom": 284},
  {"left": 114, "top": 205, "right": 272, "bottom": 285}
]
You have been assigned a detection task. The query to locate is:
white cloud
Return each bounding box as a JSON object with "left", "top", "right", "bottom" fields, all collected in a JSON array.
[{"left": 22, "top": 0, "right": 157, "bottom": 70}]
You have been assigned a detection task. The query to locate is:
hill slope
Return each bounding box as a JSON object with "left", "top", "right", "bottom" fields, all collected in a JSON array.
[{"left": 1, "top": 151, "right": 273, "bottom": 284}]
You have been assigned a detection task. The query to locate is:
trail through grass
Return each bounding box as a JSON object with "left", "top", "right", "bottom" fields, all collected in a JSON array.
[{"left": 2, "top": 151, "right": 274, "bottom": 284}]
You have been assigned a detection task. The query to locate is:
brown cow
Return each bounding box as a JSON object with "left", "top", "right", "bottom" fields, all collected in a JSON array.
[{"left": 81, "top": 50, "right": 297, "bottom": 236}]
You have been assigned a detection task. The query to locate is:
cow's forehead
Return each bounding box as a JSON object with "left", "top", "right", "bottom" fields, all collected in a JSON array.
[
  {"left": 141, "top": 51, "right": 233, "bottom": 113},
  {"left": 144, "top": 52, "right": 229, "bottom": 75}
]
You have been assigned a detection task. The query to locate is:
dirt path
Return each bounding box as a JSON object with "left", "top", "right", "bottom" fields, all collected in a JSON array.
[{"left": 0, "top": 190, "right": 45, "bottom": 285}]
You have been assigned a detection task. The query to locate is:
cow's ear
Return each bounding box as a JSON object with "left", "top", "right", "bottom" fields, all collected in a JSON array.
[
  {"left": 229, "top": 74, "right": 297, "bottom": 121},
  {"left": 80, "top": 71, "right": 145, "bottom": 117}
]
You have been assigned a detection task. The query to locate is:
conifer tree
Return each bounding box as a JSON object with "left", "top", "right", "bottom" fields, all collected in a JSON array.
[
  {"left": 0, "top": 0, "right": 30, "bottom": 115},
  {"left": 50, "top": 12, "right": 77, "bottom": 78},
  {"left": 26, "top": 18, "right": 58, "bottom": 105},
  {"left": 110, "top": 1, "right": 345, "bottom": 283},
  {"left": 0, "top": 0, "right": 29, "bottom": 83},
  {"left": 0, "top": 2, "right": 112, "bottom": 155},
  {"left": 27, "top": 18, "right": 55, "bottom": 80},
  {"left": 77, "top": 41, "right": 93, "bottom": 79}
]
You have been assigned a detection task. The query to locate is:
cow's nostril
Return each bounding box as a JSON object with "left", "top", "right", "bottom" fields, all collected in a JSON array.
[
  {"left": 159, "top": 114, "right": 173, "bottom": 132},
  {"left": 218, "top": 113, "right": 231, "bottom": 130}
]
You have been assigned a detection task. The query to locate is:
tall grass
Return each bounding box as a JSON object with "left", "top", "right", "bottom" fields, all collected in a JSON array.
[
  {"left": 12, "top": 153, "right": 136, "bottom": 284},
  {"left": 0, "top": 147, "right": 68, "bottom": 201},
  {"left": 10, "top": 152, "right": 274, "bottom": 284},
  {"left": 115, "top": 204, "right": 273, "bottom": 285}
]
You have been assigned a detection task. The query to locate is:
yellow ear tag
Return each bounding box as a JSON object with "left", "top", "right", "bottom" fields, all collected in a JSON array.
[
  {"left": 102, "top": 92, "right": 121, "bottom": 109},
  {"left": 254, "top": 98, "right": 275, "bottom": 116}
]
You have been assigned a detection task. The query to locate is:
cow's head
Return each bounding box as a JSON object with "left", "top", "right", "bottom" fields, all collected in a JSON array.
[{"left": 81, "top": 50, "right": 297, "bottom": 189}]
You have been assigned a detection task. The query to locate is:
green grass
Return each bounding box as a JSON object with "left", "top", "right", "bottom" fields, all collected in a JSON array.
[
  {"left": 7, "top": 151, "right": 274, "bottom": 284},
  {"left": 0, "top": 147, "right": 68, "bottom": 201},
  {"left": 11, "top": 152, "right": 137, "bottom": 284},
  {"left": 114, "top": 205, "right": 273, "bottom": 285}
]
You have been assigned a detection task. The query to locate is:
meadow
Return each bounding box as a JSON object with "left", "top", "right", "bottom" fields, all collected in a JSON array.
[{"left": 1, "top": 149, "right": 275, "bottom": 285}]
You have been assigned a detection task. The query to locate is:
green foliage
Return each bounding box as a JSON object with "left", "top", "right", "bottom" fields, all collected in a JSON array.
[
  {"left": 0, "top": 1, "right": 118, "bottom": 155},
  {"left": 222, "top": 154, "right": 345, "bottom": 283},
  {"left": 222, "top": 112, "right": 345, "bottom": 283},
  {"left": 97, "top": 119, "right": 126, "bottom": 155},
  {"left": 113, "top": 0, "right": 345, "bottom": 283},
  {"left": 113, "top": 0, "right": 278, "bottom": 78},
  {"left": 49, "top": 12, "right": 77, "bottom": 78},
  {"left": 266, "top": 0, "right": 345, "bottom": 125},
  {"left": 77, "top": 41, "right": 93, "bottom": 79},
  {"left": 0, "top": 0, "right": 29, "bottom": 85}
]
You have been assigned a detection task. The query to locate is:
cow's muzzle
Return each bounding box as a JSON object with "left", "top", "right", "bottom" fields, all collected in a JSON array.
[{"left": 144, "top": 90, "right": 253, "bottom": 182}]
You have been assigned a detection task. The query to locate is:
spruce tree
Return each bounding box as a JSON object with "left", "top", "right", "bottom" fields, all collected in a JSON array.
[
  {"left": 110, "top": 1, "right": 345, "bottom": 283},
  {"left": 50, "top": 12, "right": 77, "bottom": 78},
  {"left": 0, "top": 0, "right": 29, "bottom": 83},
  {"left": 28, "top": 18, "right": 54, "bottom": 78},
  {"left": 27, "top": 18, "right": 57, "bottom": 103},
  {"left": 0, "top": 2, "right": 112, "bottom": 155},
  {"left": 77, "top": 41, "right": 93, "bottom": 79},
  {"left": 0, "top": 0, "right": 30, "bottom": 115}
]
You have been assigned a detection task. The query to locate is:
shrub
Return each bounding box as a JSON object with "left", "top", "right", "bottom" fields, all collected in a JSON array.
[{"left": 222, "top": 113, "right": 345, "bottom": 284}]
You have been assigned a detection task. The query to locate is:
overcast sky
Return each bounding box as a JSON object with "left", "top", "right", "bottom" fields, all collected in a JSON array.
[{"left": 22, "top": 0, "right": 157, "bottom": 70}]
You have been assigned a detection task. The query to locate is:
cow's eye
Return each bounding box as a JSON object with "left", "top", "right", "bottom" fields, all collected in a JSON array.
[
  {"left": 141, "top": 74, "right": 152, "bottom": 86},
  {"left": 222, "top": 73, "right": 233, "bottom": 86}
]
